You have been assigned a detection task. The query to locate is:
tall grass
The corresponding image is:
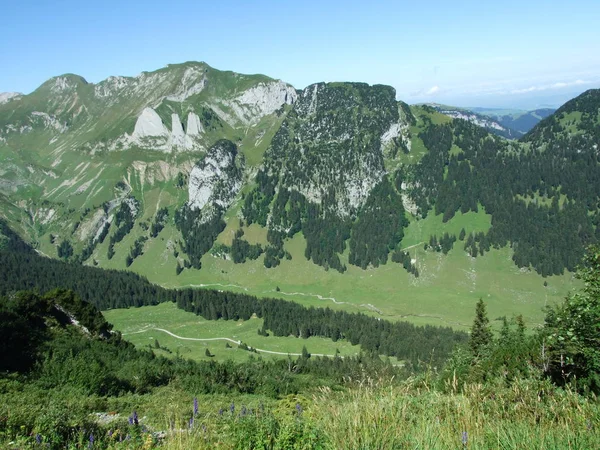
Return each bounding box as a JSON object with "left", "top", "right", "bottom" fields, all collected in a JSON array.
[{"left": 2, "top": 376, "right": 598, "bottom": 449}]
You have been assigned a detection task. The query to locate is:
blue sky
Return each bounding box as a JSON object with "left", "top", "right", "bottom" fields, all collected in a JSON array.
[{"left": 1, "top": 0, "right": 599, "bottom": 109}]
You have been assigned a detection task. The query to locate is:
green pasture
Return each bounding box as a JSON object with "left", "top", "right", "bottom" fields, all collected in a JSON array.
[{"left": 104, "top": 302, "right": 361, "bottom": 363}]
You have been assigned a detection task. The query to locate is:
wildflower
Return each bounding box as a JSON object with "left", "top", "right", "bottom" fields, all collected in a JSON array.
[
  {"left": 230, "top": 402, "right": 235, "bottom": 414},
  {"left": 193, "top": 397, "right": 199, "bottom": 416},
  {"left": 218, "top": 408, "right": 224, "bottom": 416},
  {"left": 129, "top": 411, "right": 139, "bottom": 426},
  {"left": 462, "top": 431, "right": 468, "bottom": 447},
  {"left": 189, "top": 417, "right": 194, "bottom": 429},
  {"left": 88, "top": 433, "right": 94, "bottom": 449},
  {"left": 35, "top": 434, "right": 42, "bottom": 444},
  {"left": 296, "top": 403, "right": 303, "bottom": 416}
]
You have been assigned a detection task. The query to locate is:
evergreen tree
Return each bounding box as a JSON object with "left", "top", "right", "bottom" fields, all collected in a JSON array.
[
  {"left": 543, "top": 245, "right": 600, "bottom": 393},
  {"left": 470, "top": 299, "right": 493, "bottom": 357},
  {"left": 301, "top": 345, "right": 311, "bottom": 359},
  {"left": 57, "top": 240, "right": 73, "bottom": 259}
]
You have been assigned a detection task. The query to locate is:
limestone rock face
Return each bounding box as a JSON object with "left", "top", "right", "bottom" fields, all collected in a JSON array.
[
  {"left": 130, "top": 109, "right": 204, "bottom": 152},
  {"left": 169, "top": 113, "right": 190, "bottom": 149},
  {"left": 0, "top": 92, "right": 21, "bottom": 105},
  {"left": 186, "top": 112, "right": 203, "bottom": 136},
  {"left": 234, "top": 81, "right": 297, "bottom": 120},
  {"left": 188, "top": 140, "right": 244, "bottom": 212},
  {"left": 132, "top": 108, "right": 169, "bottom": 139},
  {"left": 213, "top": 80, "right": 298, "bottom": 126}
]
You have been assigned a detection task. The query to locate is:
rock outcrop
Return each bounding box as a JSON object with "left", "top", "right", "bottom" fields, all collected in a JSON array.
[
  {"left": 258, "top": 82, "right": 401, "bottom": 215},
  {"left": 188, "top": 140, "right": 244, "bottom": 213}
]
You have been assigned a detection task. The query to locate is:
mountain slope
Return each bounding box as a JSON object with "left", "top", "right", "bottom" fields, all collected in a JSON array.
[
  {"left": 472, "top": 107, "right": 556, "bottom": 135},
  {"left": 427, "top": 104, "right": 519, "bottom": 139},
  {"left": 0, "top": 64, "right": 597, "bottom": 328}
]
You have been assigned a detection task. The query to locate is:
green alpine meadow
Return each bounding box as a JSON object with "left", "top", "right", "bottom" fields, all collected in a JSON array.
[{"left": 1, "top": 54, "right": 600, "bottom": 448}]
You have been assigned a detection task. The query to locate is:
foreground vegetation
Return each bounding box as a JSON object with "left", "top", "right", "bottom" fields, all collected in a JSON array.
[
  {"left": 1, "top": 217, "right": 599, "bottom": 448},
  {"left": 3, "top": 375, "right": 598, "bottom": 449}
]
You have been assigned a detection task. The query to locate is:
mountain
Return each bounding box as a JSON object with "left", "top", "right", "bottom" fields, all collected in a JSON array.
[
  {"left": 425, "top": 103, "right": 519, "bottom": 139},
  {"left": 0, "top": 62, "right": 597, "bottom": 327},
  {"left": 470, "top": 107, "right": 556, "bottom": 135},
  {"left": 428, "top": 104, "right": 557, "bottom": 138}
]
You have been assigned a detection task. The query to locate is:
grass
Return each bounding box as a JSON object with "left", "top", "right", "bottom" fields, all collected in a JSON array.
[
  {"left": 3, "top": 375, "right": 597, "bottom": 449},
  {"left": 124, "top": 208, "right": 575, "bottom": 332},
  {"left": 104, "top": 302, "right": 361, "bottom": 363}
]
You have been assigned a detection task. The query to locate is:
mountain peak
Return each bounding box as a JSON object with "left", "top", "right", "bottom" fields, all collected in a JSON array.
[{"left": 36, "top": 74, "right": 89, "bottom": 94}]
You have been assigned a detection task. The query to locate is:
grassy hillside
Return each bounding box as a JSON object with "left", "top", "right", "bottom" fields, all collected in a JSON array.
[
  {"left": 120, "top": 208, "right": 576, "bottom": 331},
  {"left": 104, "top": 302, "right": 362, "bottom": 363}
]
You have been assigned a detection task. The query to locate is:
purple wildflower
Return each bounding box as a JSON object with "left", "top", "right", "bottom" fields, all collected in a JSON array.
[
  {"left": 193, "top": 397, "right": 199, "bottom": 416},
  {"left": 35, "top": 434, "right": 42, "bottom": 444},
  {"left": 107, "top": 430, "right": 113, "bottom": 438},
  {"left": 462, "top": 431, "right": 468, "bottom": 447},
  {"left": 189, "top": 417, "right": 194, "bottom": 429},
  {"left": 230, "top": 402, "right": 235, "bottom": 414},
  {"left": 218, "top": 408, "right": 224, "bottom": 416},
  {"left": 129, "top": 411, "right": 139, "bottom": 426},
  {"left": 88, "top": 433, "right": 94, "bottom": 449}
]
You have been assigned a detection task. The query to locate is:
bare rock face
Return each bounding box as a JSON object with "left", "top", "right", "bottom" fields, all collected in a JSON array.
[
  {"left": 186, "top": 112, "right": 203, "bottom": 136},
  {"left": 188, "top": 140, "right": 244, "bottom": 212},
  {"left": 212, "top": 80, "right": 298, "bottom": 126},
  {"left": 0, "top": 92, "right": 22, "bottom": 105},
  {"left": 234, "top": 81, "right": 297, "bottom": 121},
  {"left": 132, "top": 107, "right": 169, "bottom": 139},
  {"left": 169, "top": 113, "right": 190, "bottom": 149},
  {"left": 130, "top": 108, "right": 204, "bottom": 152}
]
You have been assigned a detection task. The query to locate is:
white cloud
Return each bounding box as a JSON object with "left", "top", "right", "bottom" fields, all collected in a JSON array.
[
  {"left": 411, "top": 85, "right": 443, "bottom": 97},
  {"left": 510, "top": 79, "right": 589, "bottom": 95}
]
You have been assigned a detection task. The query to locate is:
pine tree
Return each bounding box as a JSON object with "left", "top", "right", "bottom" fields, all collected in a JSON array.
[
  {"left": 301, "top": 345, "right": 311, "bottom": 359},
  {"left": 470, "top": 299, "right": 493, "bottom": 357}
]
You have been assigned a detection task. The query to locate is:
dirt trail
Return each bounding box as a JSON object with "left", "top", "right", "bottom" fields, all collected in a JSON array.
[{"left": 126, "top": 327, "right": 347, "bottom": 358}]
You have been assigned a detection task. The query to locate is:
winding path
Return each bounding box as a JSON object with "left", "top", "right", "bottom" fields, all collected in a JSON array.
[
  {"left": 165, "top": 241, "right": 426, "bottom": 320},
  {"left": 125, "top": 327, "right": 348, "bottom": 358}
]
